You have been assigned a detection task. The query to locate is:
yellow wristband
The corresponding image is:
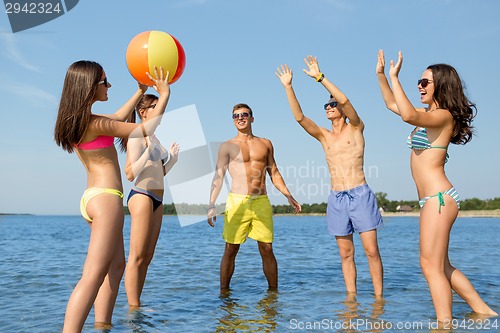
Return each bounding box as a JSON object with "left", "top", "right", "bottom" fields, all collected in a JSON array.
[{"left": 316, "top": 73, "right": 324, "bottom": 82}]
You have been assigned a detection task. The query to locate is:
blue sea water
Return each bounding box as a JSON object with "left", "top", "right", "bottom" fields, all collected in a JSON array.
[{"left": 0, "top": 215, "right": 498, "bottom": 333}]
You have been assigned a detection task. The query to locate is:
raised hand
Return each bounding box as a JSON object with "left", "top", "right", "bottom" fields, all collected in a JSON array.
[
  {"left": 303, "top": 55, "right": 321, "bottom": 79},
  {"left": 389, "top": 51, "right": 403, "bottom": 79},
  {"left": 146, "top": 66, "right": 171, "bottom": 96},
  {"left": 169, "top": 142, "right": 179, "bottom": 163},
  {"left": 275, "top": 64, "right": 293, "bottom": 87},
  {"left": 376, "top": 50, "right": 386, "bottom": 76}
]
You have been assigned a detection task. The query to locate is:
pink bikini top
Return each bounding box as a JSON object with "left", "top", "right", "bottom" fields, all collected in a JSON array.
[{"left": 76, "top": 135, "right": 114, "bottom": 150}]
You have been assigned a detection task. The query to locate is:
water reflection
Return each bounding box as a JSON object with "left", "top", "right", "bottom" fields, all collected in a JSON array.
[
  {"left": 426, "top": 311, "right": 499, "bottom": 332},
  {"left": 336, "top": 293, "right": 386, "bottom": 333},
  {"left": 216, "top": 290, "right": 279, "bottom": 332},
  {"left": 125, "top": 305, "right": 157, "bottom": 333},
  {"left": 337, "top": 292, "right": 361, "bottom": 333},
  {"left": 368, "top": 296, "right": 386, "bottom": 333}
]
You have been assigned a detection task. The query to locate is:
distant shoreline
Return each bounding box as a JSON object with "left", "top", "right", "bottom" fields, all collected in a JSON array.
[
  {"left": 2, "top": 210, "right": 500, "bottom": 218},
  {"left": 383, "top": 209, "right": 500, "bottom": 218}
]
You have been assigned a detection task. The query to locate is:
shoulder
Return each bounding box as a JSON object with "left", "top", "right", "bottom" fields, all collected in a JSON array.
[
  {"left": 256, "top": 137, "right": 273, "bottom": 148},
  {"left": 89, "top": 113, "right": 114, "bottom": 123},
  {"left": 220, "top": 140, "right": 233, "bottom": 150},
  {"left": 431, "top": 108, "right": 455, "bottom": 124},
  {"left": 224, "top": 138, "right": 240, "bottom": 146},
  {"left": 436, "top": 108, "right": 453, "bottom": 115},
  {"left": 88, "top": 114, "right": 115, "bottom": 128},
  {"left": 84, "top": 115, "right": 105, "bottom": 136},
  {"left": 220, "top": 140, "right": 239, "bottom": 153},
  {"left": 318, "top": 125, "right": 331, "bottom": 133},
  {"left": 319, "top": 126, "right": 335, "bottom": 139},
  {"left": 89, "top": 114, "right": 103, "bottom": 123},
  {"left": 257, "top": 136, "right": 271, "bottom": 144}
]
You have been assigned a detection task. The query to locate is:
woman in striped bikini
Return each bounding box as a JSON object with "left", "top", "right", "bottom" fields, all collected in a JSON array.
[
  {"left": 375, "top": 50, "right": 497, "bottom": 324},
  {"left": 54, "top": 61, "right": 170, "bottom": 332}
]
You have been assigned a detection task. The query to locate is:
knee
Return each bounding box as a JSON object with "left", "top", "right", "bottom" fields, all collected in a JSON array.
[
  {"left": 80, "top": 266, "right": 108, "bottom": 288},
  {"left": 364, "top": 246, "right": 381, "bottom": 261},
  {"left": 81, "top": 256, "right": 125, "bottom": 286},
  {"left": 420, "top": 259, "right": 432, "bottom": 277},
  {"left": 127, "top": 253, "right": 150, "bottom": 269},
  {"left": 223, "top": 244, "right": 240, "bottom": 258},
  {"left": 338, "top": 247, "right": 355, "bottom": 262},
  {"left": 83, "top": 272, "right": 107, "bottom": 288},
  {"left": 420, "top": 256, "right": 441, "bottom": 277},
  {"left": 258, "top": 243, "right": 275, "bottom": 258}
]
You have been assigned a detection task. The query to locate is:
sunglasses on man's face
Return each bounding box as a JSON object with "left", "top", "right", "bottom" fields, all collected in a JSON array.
[
  {"left": 232, "top": 112, "right": 250, "bottom": 120},
  {"left": 417, "top": 78, "right": 433, "bottom": 88},
  {"left": 98, "top": 77, "right": 109, "bottom": 87},
  {"left": 324, "top": 101, "right": 338, "bottom": 110}
]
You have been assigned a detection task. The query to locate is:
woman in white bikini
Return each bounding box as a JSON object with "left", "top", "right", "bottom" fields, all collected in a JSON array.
[{"left": 119, "top": 93, "right": 179, "bottom": 308}]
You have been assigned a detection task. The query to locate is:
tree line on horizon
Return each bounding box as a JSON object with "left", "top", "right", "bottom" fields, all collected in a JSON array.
[{"left": 123, "top": 193, "right": 500, "bottom": 215}]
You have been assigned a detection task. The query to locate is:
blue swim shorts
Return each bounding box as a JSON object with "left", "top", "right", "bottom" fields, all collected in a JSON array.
[{"left": 326, "top": 184, "right": 383, "bottom": 236}]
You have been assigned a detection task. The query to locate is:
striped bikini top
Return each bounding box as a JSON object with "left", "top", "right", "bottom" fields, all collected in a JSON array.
[{"left": 407, "top": 127, "right": 449, "bottom": 162}]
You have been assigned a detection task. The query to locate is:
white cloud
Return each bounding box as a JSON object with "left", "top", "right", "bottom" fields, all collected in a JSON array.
[
  {"left": 0, "top": 80, "right": 58, "bottom": 108},
  {"left": 0, "top": 31, "right": 42, "bottom": 72}
]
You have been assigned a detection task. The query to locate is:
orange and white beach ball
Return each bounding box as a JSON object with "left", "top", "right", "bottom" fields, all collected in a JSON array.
[{"left": 126, "top": 30, "right": 186, "bottom": 86}]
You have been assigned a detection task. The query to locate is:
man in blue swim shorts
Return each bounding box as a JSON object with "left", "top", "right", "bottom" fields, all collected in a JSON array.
[
  {"left": 207, "top": 103, "right": 301, "bottom": 292},
  {"left": 277, "top": 56, "right": 384, "bottom": 296}
]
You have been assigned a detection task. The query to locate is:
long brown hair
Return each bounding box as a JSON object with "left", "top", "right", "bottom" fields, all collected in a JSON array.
[
  {"left": 54, "top": 60, "right": 103, "bottom": 153},
  {"left": 428, "top": 63, "right": 476, "bottom": 145},
  {"left": 118, "top": 94, "right": 158, "bottom": 152}
]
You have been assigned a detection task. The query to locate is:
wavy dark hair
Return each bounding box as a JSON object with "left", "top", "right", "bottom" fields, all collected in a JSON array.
[
  {"left": 54, "top": 60, "right": 103, "bottom": 153},
  {"left": 118, "top": 94, "right": 158, "bottom": 152},
  {"left": 428, "top": 63, "right": 476, "bottom": 145}
]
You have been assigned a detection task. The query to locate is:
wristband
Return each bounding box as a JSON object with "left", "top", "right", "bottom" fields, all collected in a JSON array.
[
  {"left": 207, "top": 204, "right": 216, "bottom": 211},
  {"left": 316, "top": 73, "right": 324, "bottom": 82}
]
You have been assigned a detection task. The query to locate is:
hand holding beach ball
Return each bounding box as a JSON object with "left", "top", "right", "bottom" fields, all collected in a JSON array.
[{"left": 126, "top": 30, "right": 186, "bottom": 86}]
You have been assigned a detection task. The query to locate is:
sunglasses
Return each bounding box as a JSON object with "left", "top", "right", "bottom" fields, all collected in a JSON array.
[
  {"left": 98, "top": 77, "right": 109, "bottom": 87},
  {"left": 417, "top": 78, "right": 433, "bottom": 88},
  {"left": 232, "top": 112, "right": 250, "bottom": 120},
  {"left": 324, "top": 101, "right": 338, "bottom": 110}
]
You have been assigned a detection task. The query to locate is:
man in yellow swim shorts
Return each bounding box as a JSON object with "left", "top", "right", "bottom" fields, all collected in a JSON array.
[{"left": 207, "top": 103, "right": 301, "bottom": 291}]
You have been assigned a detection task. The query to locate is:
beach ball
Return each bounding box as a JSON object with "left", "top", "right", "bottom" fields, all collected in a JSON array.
[{"left": 126, "top": 30, "right": 186, "bottom": 86}]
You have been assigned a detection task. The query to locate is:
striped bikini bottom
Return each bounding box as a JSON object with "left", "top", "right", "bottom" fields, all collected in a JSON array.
[{"left": 419, "top": 187, "right": 460, "bottom": 213}]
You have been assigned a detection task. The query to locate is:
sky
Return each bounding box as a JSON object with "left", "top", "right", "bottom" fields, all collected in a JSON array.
[{"left": 0, "top": 0, "right": 499, "bottom": 215}]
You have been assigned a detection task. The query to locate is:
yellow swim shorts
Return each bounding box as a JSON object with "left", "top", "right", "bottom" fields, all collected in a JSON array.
[{"left": 223, "top": 193, "right": 274, "bottom": 244}]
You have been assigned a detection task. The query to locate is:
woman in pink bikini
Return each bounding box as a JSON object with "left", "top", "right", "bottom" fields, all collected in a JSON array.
[
  {"left": 54, "top": 61, "right": 170, "bottom": 332},
  {"left": 376, "top": 50, "right": 497, "bottom": 325}
]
